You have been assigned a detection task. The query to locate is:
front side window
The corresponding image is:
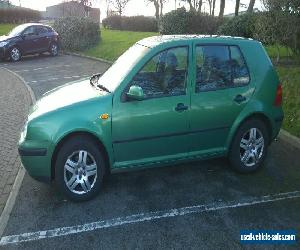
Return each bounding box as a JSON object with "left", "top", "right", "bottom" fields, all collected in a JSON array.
[
  {"left": 129, "top": 47, "right": 188, "bottom": 99},
  {"left": 195, "top": 45, "right": 250, "bottom": 92},
  {"left": 23, "top": 26, "right": 36, "bottom": 36}
]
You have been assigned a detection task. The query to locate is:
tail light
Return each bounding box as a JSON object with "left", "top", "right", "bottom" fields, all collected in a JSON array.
[{"left": 274, "top": 83, "right": 282, "bottom": 106}]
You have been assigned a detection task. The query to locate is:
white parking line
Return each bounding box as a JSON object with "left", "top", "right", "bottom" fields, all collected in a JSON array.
[
  {"left": 1, "top": 190, "right": 299, "bottom": 246},
  {"left": 14, "top": 65, "right": 71, "bottom": 73},
  {"left": 27, "top": 75, "right": 89, "bottom": 84}
]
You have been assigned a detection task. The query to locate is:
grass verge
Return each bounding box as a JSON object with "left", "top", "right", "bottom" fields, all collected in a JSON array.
[
  {"left": 277, "top": 66, "right": 300, "bottom": 137},
  {"left": 0, "top": 23, "right": 16, "bottom": 36},
  {"left": 82, "top": 29, "right": 158, "bottom": 61}
]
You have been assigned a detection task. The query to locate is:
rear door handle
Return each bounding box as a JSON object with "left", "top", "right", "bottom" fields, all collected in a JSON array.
[
  {"left": 175, "top": 103, "right": 188, "bottom": 112},
  {"left": 234, "top": 94, "right": 247, "bottom": 104}
]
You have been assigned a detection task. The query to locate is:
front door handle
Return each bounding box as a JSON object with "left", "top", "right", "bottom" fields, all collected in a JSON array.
[
  {"left": 234, "top": 94, "right": 247, "bottom": 104},
  {"left": 175, "top": 103, "right": 188, "bottom": 112}
]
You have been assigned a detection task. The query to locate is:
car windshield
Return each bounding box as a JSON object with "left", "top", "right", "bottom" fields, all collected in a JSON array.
[
  {"left": 97, "top": 44, "right": 149, "bottom": 92},
  {"left": 8, "top": 25, "right": 26, "bottom": 36}
]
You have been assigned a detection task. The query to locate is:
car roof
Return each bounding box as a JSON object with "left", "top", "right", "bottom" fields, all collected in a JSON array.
[
  {"left": 17, "top": 23, "right": 52, "bottom": 29},
  {"left": 137, "top": 35, "right": 257, "bottom": 48}
]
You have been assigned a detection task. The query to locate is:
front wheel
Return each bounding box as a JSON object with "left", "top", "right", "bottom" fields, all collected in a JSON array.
[
  {"left": 229, "top": 119, "right": 269, "bottom": 173},
  {"left": 55, "top": 135, "right": 105, "bottom": 201},
  {"left": 10, "top": 47, "right": 21, "bottom": 62}
]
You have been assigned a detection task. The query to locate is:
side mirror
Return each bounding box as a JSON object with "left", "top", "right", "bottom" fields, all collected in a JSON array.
[
  {"left": 90, "top": 73, "right": 102, "bottom": 86},
  {"left": 127, "top": 85, "right": 144, "bottom": 101}
]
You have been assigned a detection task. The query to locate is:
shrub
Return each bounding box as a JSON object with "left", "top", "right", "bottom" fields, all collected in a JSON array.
[
  {"left": 0, "top": 7, "right": 40, "bottom": 23},
  {"left": 102, "top": 15, "right": 122, "bottom": 30},
  {"left": 254, "top": 11, "right": 300, "bottom": 56},
  {"left": 102, "top": 15, "right": 158, "bottom": 32},
  {"left": 160, "top": 7, "right": 222, "bottom": 35},
  {"left": 122, "top": 16, "right": 158, "bottom": 32},
  {"left": 217, "top": 13, "right": 257, "bottom": 38},
  {"left": 53, "top": 17, "right": 100, "bottom": 51}
]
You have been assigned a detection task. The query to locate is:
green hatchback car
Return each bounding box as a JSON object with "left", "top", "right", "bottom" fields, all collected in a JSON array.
[{"left": 18, "top": 35, "right": 283, "bottom": 201}]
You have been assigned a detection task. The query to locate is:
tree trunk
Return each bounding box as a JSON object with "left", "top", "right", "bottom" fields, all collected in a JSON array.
[
  {"left": 218, "top": 0, "right": 225, "bottom": 18},
  {"left": 247, "top": 0, "right": 255, "bottom": 13},
  {"left": 153, "top": 0, "right": 160, "bottom": 20},
  {"left": 159, "top": 0, "right": 163, "bottom": 17},
  {"left": 235, "top": 0, "right": 240, "bottom": 16},
  {"left": 198, "top": 0, "right": 203, "bottom": 12},
  {"left": 187, "top": 0, "right": 195, "bottom": 11},
  {"left": 212, "top": 0, "right": 216, "bottom": 16},
  {"left": 208, "top": 0, "right": 212, "bottom": 15}
]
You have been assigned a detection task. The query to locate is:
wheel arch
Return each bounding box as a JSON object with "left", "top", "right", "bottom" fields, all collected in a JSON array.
[
  {"left": 51, "top": 131, "right": 111, "bottom": 180},
  {"left": 226, "top": 112, "right": 273, "bottom": 151}
]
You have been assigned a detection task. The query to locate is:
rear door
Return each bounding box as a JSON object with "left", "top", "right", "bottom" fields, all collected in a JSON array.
[
  {"left": 189, "top": 44, "right": 253, "bottom": 155},
  {"left": 35, "top": 26, "right": 51, "bottom": 51}
]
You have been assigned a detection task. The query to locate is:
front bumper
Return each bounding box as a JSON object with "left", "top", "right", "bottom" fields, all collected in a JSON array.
[
  {"left": 18, "top": 141, "right": 53, "bottom": 183},
  {"left": 0, "top": 46, "right": 8, "bottom": 59}
]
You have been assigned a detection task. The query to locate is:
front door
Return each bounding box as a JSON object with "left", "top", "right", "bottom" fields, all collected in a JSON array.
[
  {"left": 112, "top": 46, "right": 191, "bottom": 168},
  {"left": 189, "top": 44, "right": 254, "bottom": 155},
  {"left": 19, "top": 26, "right": 40, "bottom": 54}
]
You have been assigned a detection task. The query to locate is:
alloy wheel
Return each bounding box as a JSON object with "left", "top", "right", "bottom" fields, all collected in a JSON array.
[
  {"left": 11, "top": 47, "right": 20, "bottom": 61},
  {"left": 51, "top": 44, "right": 58, "bottom": 56},
  {"left": 239, "top": 127, "right": 264, "bottom": 167},
  {"left": 64, "top": 150, "right": 98, "bottom": 195}
]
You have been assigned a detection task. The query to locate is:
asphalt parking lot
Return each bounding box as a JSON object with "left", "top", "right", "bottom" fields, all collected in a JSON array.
[
  {"left": 1, "top": 53, "right": 109, "bottom": 99},
  {"left": 1, "top": 54, "right": 300, "bottom": 249}
]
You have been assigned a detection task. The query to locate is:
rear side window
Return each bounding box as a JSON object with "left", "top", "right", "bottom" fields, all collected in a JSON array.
[
  {"left": 195, "top": 45, "right": 250, "bottom": 92},
  {"left": 230, "top": 46, "right": 250, "bottom": 86},
  {"left": 37, "top": 26, "right": 49, "bottom": 34}
]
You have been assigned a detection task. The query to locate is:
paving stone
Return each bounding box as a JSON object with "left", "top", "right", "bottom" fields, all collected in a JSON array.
[{"left": 0, "top": 68, "right": 31, "bottom": 214}]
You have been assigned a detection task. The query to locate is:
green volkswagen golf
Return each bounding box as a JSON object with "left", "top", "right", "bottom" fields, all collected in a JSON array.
[{"left": 18, "top": 35, "right": 283, "bottom": 201}]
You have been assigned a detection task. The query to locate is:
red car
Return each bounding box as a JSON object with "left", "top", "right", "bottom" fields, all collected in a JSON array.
[{"left": 0, "top": 23, "right": 59, "bottom": 62}]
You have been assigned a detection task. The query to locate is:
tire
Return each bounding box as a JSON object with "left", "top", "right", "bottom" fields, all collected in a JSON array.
[
  {"left": 228, "top": 119, "right": 269, "bottom": 173},
  {"left": 55, "top": 135, "right": 105, "bottom": 201},
  {"left": 49, "top": 42, "right": 59, "bottom": 56},
  {"left": 10, "top": 47, "right": 21, "bottom": 62}
]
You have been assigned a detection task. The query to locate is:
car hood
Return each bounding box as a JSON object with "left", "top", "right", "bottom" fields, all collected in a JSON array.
[
  {"left": 0, "top": 35, "right": 14, "bottom": 42},
  {"left": 29, "top": 79, "right": 109, "bottom": 120}
]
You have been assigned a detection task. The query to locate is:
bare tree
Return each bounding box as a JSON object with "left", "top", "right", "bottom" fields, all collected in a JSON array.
[
  {"left": 212, "top": 0, "right": 216, "bottom": 15},
  {"left": 145, "top": 0, "right": 167, "bottom": 20},
  {"left": 219, "top": 0, "right": 225, "bottom": 18},
  {"left": 109, "top": 0, "right": 131, "bottom": 15},
  {"left": 207, "top": 0, "right": 213, "bottom": 15},
  {"left": 247, "top": 0, "right": 255, "bottom": 12},
  {"left": 235, "top": 0, "right": 240, "bottom": 16}
]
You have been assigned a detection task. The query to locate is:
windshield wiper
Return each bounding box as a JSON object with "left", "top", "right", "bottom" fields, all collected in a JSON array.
[
  {"left": 96, "top": 84, "right": 111, "bottom": 93},
  {"left": 90, "top": 73, "right": 111, "bottom": 93}
]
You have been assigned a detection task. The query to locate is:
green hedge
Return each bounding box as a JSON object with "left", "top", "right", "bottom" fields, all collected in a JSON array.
[
  {"left": 0, "top": 8, "right": 40, "bottom": 23},
  {"left": 53, "top": 17, "right": 100, "bottom": 51},
  {"left": 102, "top": 15, "right": 158, "bottom": 32},
  {"left": 217, "top": 14, "right": 257, "bottom": 38},
  {"left": 218, "top": 12, "right": 300, "bottom": 56},
  {"left": 160, "top": 8, "right": 222, "bottom": 35}
]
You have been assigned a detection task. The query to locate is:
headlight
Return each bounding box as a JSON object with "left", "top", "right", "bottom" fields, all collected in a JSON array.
[
  {"left": 19, "top": 122, "right": 28, "bottom": 143},
  {"left": 0, "top": 41, "right": 8, "bottom": 47}
]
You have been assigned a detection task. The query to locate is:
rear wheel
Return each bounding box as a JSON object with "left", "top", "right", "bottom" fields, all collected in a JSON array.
[
  {"left": 49, "top": 42, "right": 59, "bottom": 56},
  {"left": 55, "top": 135, "right": 105, "bottom": 201},
  {"left": 10, "top": 47, "right": 21, "bottom": 62},
  {"left": 229, "top": 119, "right": 269, "bottom": 173}
]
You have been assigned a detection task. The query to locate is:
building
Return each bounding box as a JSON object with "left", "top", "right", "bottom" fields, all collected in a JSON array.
[{"left": 43, "top": 1, "right": 100, "bottom": 23}]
